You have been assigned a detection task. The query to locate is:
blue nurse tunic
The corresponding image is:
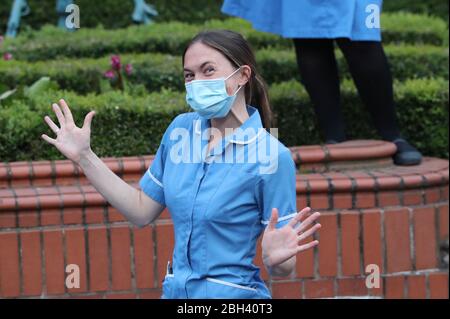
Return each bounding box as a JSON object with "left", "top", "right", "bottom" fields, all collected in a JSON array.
[
  {"left": 139, "top": 105, "right": 298, "bottom": 299},
  {"left": 221, "top": 0, "right": 382, "bottom": 41}
]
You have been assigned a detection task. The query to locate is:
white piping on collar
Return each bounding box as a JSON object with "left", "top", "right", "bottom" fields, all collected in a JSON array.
[
  {"left": 194, "top": 119, "right": 202, "bottom": 135},
  {"left": 229, "top": 129, "right": 264, "bottom": 144},
  {"left": 194, "top": 119, "right": 263, "bottom": 145}
]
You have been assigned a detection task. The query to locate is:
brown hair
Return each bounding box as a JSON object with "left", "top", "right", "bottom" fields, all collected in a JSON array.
[{"left": 182, "top": 29, "right": 273, "bottom": 129}]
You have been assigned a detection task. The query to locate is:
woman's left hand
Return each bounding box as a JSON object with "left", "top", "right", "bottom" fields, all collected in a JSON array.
[{"left": 261, "top": 207, "right": 321, "bottom": 268}]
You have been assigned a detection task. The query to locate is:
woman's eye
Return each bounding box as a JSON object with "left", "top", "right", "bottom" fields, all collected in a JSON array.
[
  {"left": 184, "top": 73, "right": 193, "bottom": 80},
  {"left": 205, "top": 67, "right": 215, "bottom": 74}
]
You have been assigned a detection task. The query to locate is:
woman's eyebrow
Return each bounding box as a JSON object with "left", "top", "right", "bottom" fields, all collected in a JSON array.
[{"left": 183, "top": 61, "right": 215, "bottom": 72}]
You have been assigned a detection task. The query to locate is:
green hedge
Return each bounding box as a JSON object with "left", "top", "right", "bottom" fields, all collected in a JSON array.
[
  {"left": 1, "top": 0, "right": 446, "bottom": 32},
  {"left": 272, "top": 78, "right": 449, "bottom": 161},
  {"left": 380, "top": 12, "right": 448, "bottom": 46},
  {"left": 0, "top": 0, "right": 224, "bottom": 31},
  {"left": 0, "top": 88, "right": 189, "bottom": 162},
  {"left": 1, "top": 13, "right": 447, "bottom": 62},
  {"left": 1, "top": 45, "right": 447, "bottom": 94},
  {"left": 259, "top": 45, "right": 449, "bottom": 85},
  {"left": 383, "top": 0, "right": 449, "bottom": 22},
  {"left": 0, "top": 78, "right": 447, "bottom": 162}
]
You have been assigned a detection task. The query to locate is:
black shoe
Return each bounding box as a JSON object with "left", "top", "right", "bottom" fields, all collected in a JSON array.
[{"left": 391, "top": 138, "right": 422, "bottom": 166}]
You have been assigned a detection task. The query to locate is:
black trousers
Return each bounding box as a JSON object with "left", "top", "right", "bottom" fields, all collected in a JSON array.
[{"left": 293, "top": 38, "right": 401, "bottom": 142}]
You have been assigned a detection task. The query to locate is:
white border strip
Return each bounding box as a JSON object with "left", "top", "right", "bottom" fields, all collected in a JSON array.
[
  {"left": 206, "top": 277, "right": 257, "bottom": 292},
  {"left": 194, "top": 119, "right": 202, "bottom": 135},
  {"left": 147, "top": 169, "right": 163, "bottom": 188},
  {"left": 230, "top": 129, "right": 264, "bottom": 145},
  {"left": 195, "top": 119, "right": 264, "bottom": 145},
  {"left": 261, "top": 212, "right": 297, "bottom": 225}
]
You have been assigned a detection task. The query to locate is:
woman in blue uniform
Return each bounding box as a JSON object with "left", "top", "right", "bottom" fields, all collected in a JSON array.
[
  {"left": 222, "top": 0, "right": 422, "bottom": 166},
  {"left": 41, "top": 30, "right": 321, "bottom": 298}
]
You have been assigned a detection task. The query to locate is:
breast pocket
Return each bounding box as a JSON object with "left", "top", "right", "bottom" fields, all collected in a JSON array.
[
  {"left": 205, "top": 277, "right": 258, "bottom": 299},
  {"left": 204, "top": 168, "right": 260, "bottom": 225}
]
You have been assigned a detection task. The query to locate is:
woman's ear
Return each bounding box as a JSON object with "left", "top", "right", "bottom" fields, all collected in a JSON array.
[{"left": 239, "top": 65, "right": 252, "bottom": 86}]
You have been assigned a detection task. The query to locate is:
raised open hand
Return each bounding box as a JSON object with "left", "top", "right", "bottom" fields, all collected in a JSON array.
[
  {"left": 261, "top": 207, "right": 321, "bottom": 268},
  {"left": 41, "top": 99, "right": 96, "bottom": 164}
]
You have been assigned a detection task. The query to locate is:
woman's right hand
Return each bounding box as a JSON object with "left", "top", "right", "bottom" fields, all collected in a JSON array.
[{"left": 41, "top": 99, "right": 96, "bottom": 164}]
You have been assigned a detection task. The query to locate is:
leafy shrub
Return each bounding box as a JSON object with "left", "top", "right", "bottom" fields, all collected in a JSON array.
[
  {"left": 0, "top": 78, "right": 447, "bottom": 162},
  {"left": 1, "top": 45, "right": 446, "bottom": 94},
  {"left": 1, "top": 13, "right": 447, "bottom": 62}
]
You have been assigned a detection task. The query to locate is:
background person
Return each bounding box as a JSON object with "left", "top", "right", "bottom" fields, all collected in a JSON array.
[{"left": 222, "top": 0, "right": 423, "bottom": 165}]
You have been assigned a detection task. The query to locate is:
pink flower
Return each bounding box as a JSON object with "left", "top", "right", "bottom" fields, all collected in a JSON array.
[
  {"left": 104, "top": 70, "right": 115, "bottom": 79},
  {"left": 125, "top": 63, "right": 133, "bottom": 75},
  {"left": 111, "top": 55, "right": 121, "bottom": 71},
  {"left": 3, "top": 52, "right": 12, "bottom": 61}
]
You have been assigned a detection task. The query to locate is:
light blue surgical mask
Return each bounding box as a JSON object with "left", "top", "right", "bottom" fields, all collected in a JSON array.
[{"left": 185, "top": 67, "right": 243, "bottom": 119}]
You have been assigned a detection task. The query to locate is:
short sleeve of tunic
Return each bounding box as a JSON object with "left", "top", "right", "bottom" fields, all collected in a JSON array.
[
  {"left": 255, "top": 149, "right": 298, "bottom": 229},
  {"left": 139, "top": 114, "right": 183, "bottom": 207}
]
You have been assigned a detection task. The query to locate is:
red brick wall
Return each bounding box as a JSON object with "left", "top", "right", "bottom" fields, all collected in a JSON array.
[{"left": 0, "top": 146, "right": 448, "bottom": 299}]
